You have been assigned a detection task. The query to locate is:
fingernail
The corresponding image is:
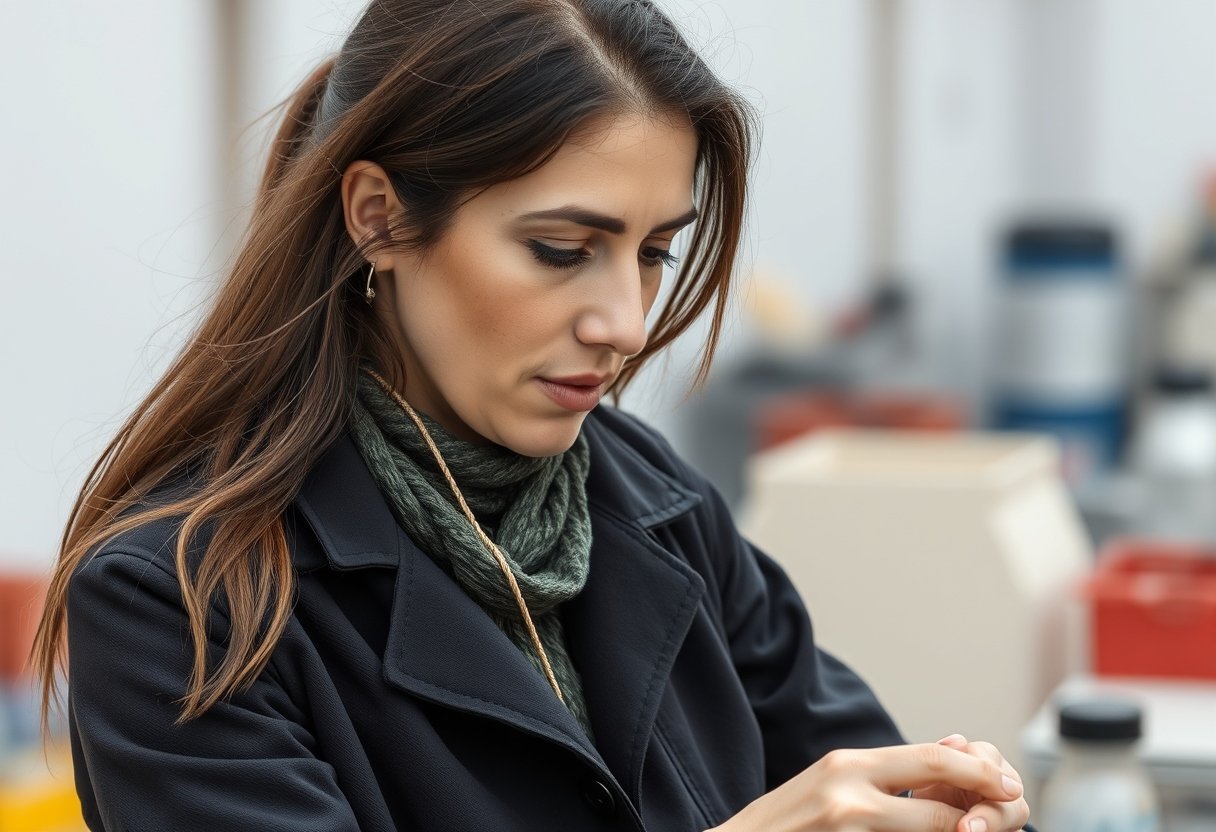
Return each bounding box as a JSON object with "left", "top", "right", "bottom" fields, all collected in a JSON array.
[
  {"left": 968, "top": 819, "right": 988, "bottom": 832},
  {"left": 1002, "top": 774, "right": 1021, "bottom": 796},
  {"left": 937, "top": 733, "right": 966, "bottom": 745}
]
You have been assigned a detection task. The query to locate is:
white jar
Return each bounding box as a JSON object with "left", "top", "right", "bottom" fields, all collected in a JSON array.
[
  {"left": 1130, "top": 365, "right": 1216, "bottom": 480},
  {"left": 1038, "top": 699, "right": 1161, "bottom": 832}
]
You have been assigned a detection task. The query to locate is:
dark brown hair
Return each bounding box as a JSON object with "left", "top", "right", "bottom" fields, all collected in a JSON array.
[{"left": 33, "top": 0, "right": 755, "bottom": 725}]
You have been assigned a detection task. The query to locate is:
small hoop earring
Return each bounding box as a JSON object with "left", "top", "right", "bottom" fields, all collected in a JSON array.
[{"left": 364, "top": 262, "right": 377, "bottom": 302}]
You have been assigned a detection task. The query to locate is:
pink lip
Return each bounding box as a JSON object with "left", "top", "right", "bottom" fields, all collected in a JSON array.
[
  {"left": 545, "top": 373, "right": 611, "bottom": 386},
  {"left": 536, "top": 376, "right": 607, "bottom": 412}
]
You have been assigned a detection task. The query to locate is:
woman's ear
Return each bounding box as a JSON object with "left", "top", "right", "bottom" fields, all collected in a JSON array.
[{"left": 340, "top": 160, "right": 402, "bottom": 270}]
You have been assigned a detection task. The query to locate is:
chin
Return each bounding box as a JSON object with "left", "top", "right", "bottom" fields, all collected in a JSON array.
[{"left": 495, "top": 414, "right": 588, "bottom": 458}]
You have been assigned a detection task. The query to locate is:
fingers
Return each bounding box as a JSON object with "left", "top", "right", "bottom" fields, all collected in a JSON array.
[
  {"left": 869, "top": 790, "right": 1025, "bottom": 832},
  {"left": 905, "top": 735, "right": 969, "bottom": 801},
  {"left": 929, "top": 737, "right": 1024, "bottom": 791},
  {"left": 791, "top": 740, "right": 1027, "bottom": 832},
  {"left": 869, "top": 793, "right": 966, "bottom": 831},
  {"left": 938, "top": 733, "right": 968, "bottom": 749},
  {"left": 867, "top": 743, "right": 1023, "bottom": 803},
  {"left": 955, "top": 739, "right": 1025, "bottom": 796},
  {"left": 953, "top": 794, "right": 1031, "bottom": 832},
  {"left": 952, "top": 741, "right": 1029, "bottom": 832}
]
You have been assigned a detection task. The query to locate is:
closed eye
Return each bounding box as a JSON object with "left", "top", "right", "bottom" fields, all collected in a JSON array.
[
  {"left": 527, "top": 240, "right": 590, "bottom": 269},
  {"left": 526, "top": 240, "right": 680, "bottom": 271},
  {"left": 642, "top": 248, "right": 679, "bottom": 269}
]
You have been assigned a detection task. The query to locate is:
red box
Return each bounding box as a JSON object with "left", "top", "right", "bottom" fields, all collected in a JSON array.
[
  {"left": 753, "top": 390, "right": 964, "bottom": 452},
  {"left": 1087, "top": 539, "right": 1216, "bottom": 679},
  {"left": 0, "top": 573, "right": 48, "bottom": 681}
]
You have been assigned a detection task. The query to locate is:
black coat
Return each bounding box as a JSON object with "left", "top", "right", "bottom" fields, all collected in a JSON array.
[{"left": 67, "top": 405, "right": 907, "bottom": 831}]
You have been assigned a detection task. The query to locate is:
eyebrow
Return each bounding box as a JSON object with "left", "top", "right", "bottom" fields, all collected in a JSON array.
[{"left": 516, "top": 205, "right": 699, "bottom": 235}]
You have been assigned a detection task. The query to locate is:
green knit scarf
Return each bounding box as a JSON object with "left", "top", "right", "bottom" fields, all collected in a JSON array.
[{"left": 347, "top": 368, "right": 596, "bottom": 741}]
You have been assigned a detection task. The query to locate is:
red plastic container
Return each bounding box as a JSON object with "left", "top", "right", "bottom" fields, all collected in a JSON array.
[
  {"left": 1087, "top": 539, "right": 1216, "bottom": 679},
  {"left": 0, "top": 574, "right": 48, "bottom": 681},
  {"left": 754, "top": 390, "right": 965, "bottom": 452}
]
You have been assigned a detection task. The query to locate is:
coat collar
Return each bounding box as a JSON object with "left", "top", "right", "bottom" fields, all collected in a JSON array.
[
  {"left": 289, "top": 408, "right": 706, "bottom": 803},
  {"left": 290, "top": 429, "right": 401, "bottom": 572},
  {"left": 291, "top": 407, "right": 703, "bottom": 571}
]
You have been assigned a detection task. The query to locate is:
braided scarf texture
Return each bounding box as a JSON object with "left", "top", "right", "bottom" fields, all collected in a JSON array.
[{"left": 347, "top": 370, "right": 596, "bottom": 740}]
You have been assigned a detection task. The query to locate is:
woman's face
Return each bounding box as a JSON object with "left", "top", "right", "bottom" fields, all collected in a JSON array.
[{"left": 354, "top": 112, "right": 699, "bottom": 457}]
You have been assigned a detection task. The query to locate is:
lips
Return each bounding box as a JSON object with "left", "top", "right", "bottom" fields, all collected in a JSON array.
[
  {"left": 536, "top": 375, "right": 608, "bottom": 412},
  {"left": 542, "top": 373, "right": 612, "bottom": 387}
]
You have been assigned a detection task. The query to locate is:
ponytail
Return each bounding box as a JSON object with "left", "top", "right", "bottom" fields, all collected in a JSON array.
[{"left": 259, "top": 58, "right": 336, "bottom": 195}]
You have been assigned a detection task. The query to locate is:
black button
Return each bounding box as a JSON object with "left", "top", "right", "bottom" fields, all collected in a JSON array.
[{"left": 580, "top": 777, "right": 617, "bottom": 819}]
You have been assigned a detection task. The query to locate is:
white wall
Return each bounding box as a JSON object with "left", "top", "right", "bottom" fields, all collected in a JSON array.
[
  {"left": 660, "top": 0, "right": 872, "bottom": 308},
  {"left": 0, "top": 2, "right": 219, "bottom": 568},
  {"left": 898, "top": 0, "right": 1216, "bottom": 416},
  {"left": 897, "top": 0, "right": 1024, "bottom": 412},
  {"left": 0, "top": 1, "right": 358, "bottom": 568},
  {"left": 1093, "top": 0, "right": 1216, "bottom": 266},
  {"left": 226, "top": 1, "right": 365, "bottom": 223}
]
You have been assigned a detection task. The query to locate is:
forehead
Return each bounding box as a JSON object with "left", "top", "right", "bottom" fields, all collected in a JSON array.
[{"left": 474, "top": 113, "right": 699, "bottom": 226}]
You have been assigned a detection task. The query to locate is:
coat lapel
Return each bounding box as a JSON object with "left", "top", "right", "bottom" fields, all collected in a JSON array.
[
  {"left": 381, "top": 526, "right": 602, "bottom": 759},
  {"left": 564, "top": 415, "right": 707, "bottom": 805},
  {"left": 293, "top": 431, "right": 599, "bottom": 761},
  {"left": 564, "top": 505, "right": 705, "bottom": 807},
  {"left": 292, "top": 410, "right": 706, "bottom": 800}
]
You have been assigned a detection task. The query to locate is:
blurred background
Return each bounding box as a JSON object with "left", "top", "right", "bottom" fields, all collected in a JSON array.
[{"left": 4, "top": 0, "right": 1216, "bottom": 829}]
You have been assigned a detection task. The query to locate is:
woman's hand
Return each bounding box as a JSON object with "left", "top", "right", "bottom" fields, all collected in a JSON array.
[
  {"left": 711, "top": 738, "right": 1029, "bottom": 832},
  {"left": 909, "top": 734, "right": 1030, "bottom": 832}
]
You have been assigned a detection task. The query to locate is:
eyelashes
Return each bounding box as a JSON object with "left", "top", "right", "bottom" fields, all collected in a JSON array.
[
  {"left": 526, "top": 240, "right": 589, "bottom": 269},
  {"left": 645, "top": 248, "right": 681, "bottom": 269},
  {"left": 526, "top": 240, "right": 679, "bottom": 271}
]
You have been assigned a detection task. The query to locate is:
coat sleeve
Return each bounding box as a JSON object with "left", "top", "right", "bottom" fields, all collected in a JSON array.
[
  {"left": 67, "top": 548, "right": 362, "bottom": 832},
  {"left": 713, "top": 521, "right": 1042, "bottom": 832},
  {"left": 611, "top": 409, "right": 1035, "bottom": 828},
  {"left": 602, "top": 409, "right": 906, "bottom": 789},
  {"left": 693, "top": 478, "right": 907, "bottom": 791}
]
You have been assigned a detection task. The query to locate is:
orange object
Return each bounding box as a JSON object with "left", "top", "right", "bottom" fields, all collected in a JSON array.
[
  {"left": 0, "top": 574, "right": 48, "bottom": 681},
  {"left": 754, "top": 390, "right": 965, "bottom": 451},
  {"left": 0, "top": 744, "right": 88, "bottom": 831},
  {"left": 754, "top": 394, "right": 852, "bottom": 449},
  {"left": 1087, "top": 539, "right": 1216, "bottom": 680}
]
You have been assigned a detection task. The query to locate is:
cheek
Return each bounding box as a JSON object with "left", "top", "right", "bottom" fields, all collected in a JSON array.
[
  {"left": 431, "top": 251, "right": 564, "bottom": 368},
  {"left": 647, "top": 280, "right": 663, "bottom": 309},
  {"left": 642, "top": 277, "right": 664, "bottom": 319}
]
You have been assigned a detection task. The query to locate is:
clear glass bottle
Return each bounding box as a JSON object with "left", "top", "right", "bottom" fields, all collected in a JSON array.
[{"left": 1039, "top": 698, "right": 1161, "bottom": 832}]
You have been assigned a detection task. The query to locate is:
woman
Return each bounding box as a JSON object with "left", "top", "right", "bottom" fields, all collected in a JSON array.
[{"left": 33, "top": 1, "right": 1033, "bottom": 830}]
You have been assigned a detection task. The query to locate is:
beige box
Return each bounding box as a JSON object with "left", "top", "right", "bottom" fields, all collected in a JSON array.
[{"left": 739, "top": 429, "right": 1092, "bottom": 771}]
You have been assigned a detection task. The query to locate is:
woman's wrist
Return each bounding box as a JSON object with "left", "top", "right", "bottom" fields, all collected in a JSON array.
[{"left": 705, "top": 803, "right": 755, "bottom": 832}]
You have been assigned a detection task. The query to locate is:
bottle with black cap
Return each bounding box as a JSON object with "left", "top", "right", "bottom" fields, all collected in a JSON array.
[
  {"left": 1131, "top": 364, "right": 1216, "bottom": 481},
  {"left": 1127, "top": 363, "right": 1216, "bottom": 541},
  {"left": 1039, "top": 697, "right": 1160, "bottom": 832}
]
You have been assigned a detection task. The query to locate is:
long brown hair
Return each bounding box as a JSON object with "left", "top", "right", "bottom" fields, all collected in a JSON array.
[{"left": 33, "top": 0, "right": 755, "bottom": 726}]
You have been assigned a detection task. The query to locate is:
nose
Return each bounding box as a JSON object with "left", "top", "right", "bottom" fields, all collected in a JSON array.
[{"left": 573, "top": 261, "right": 650, "bottom": 358}]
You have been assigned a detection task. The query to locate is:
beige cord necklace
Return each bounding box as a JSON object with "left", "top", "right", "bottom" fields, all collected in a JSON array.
[{"left": 363, "top": 368, "right": 566, "bottom": 704}]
